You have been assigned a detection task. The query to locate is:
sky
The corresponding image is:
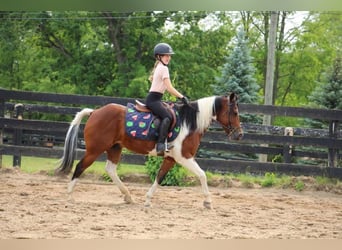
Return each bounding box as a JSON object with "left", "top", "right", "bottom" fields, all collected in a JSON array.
[{"left": 164, "top": 11, "right": 310, "bottom": 34}]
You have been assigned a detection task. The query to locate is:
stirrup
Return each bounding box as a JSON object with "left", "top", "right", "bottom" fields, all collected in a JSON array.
[
  {"left": 165, "top": 142, "right": 174, "bottom": 152},
  {"left": 163, "top": 139, "right": 175, "bottom": 152},
  {"left": 164, "top": 140, "right": 170, "bottom": 152},
  {"left": 156, "top": 141, "right": 174, "bottom": 154}
]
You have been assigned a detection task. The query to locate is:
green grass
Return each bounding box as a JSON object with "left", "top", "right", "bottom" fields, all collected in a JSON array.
[
  {"left": 295, "top": 181, "right": 305, "bottom": 191},
  {"left": 0, "top": 155, "right": 147, "bottom": 177},
  {"left": 206, "top": 172, "right": 292, "bottom": 189},
  {"left": 1, "top": 155, "right": 58, "bottom": 173},
  {"left": 204, "top": 171, "right": 341, "bottom": 192}
]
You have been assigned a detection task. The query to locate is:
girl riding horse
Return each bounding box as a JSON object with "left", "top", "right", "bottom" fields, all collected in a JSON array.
[{"left": 146, "top": 43, "right": 189, "bottom": 155}]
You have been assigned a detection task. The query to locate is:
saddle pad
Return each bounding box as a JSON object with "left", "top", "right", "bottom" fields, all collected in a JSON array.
[{"left": 125, "top": 103, "right": 180, "bottom": 142}]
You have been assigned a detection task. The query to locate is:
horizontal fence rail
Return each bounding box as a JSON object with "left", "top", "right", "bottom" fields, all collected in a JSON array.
[{"left": 0, "top": 88, "right": 341, "bottom": 179}]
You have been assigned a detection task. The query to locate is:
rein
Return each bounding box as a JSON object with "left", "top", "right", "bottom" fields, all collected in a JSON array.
[{"left": 213, "top": 99, "right": 241, "bottom": 137}]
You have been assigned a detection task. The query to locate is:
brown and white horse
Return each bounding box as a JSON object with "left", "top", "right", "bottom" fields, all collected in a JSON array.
[{"left": 56, "top": 93, "right": 243, "bottom": 209}]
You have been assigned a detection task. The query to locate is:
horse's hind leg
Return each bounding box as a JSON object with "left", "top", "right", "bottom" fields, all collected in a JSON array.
[
  {"left": 105, "top": 144, "right": 134, "bottom": 204},
  {"left": 67, "top": 153, "right": 98, "bottom": 201},
  {"left": 145, "top": 157, "right": 175, "bottom": 208}
]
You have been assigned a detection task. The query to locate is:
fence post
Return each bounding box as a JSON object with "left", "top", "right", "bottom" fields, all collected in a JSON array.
[
  {"left": 283, "top": 127, "right": 294, "bottom": 163},
  {"left": 13, "top": 103, "right": 24, "bottom": 168},
  {"left": 328, "top": 120, "right": 339, "bottom": 168}
]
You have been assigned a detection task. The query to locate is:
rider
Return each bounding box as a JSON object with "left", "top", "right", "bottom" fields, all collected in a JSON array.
[{"left": 146, "top": 42, "right": 189, "bottom": 154}]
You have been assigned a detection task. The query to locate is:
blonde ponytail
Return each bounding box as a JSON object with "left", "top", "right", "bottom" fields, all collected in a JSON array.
[{"left": 149, "top": 60, "right": 159, "bottom": 82}]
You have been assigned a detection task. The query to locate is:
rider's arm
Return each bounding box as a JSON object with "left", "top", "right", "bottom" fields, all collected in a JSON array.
[{"left": 164, "top": 78, "right": 184, "bottom": 99}]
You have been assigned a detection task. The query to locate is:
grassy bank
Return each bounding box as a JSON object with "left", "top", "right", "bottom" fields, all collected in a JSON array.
[{"left": 0, "top": 155, "right": 147, "bottom": 177}]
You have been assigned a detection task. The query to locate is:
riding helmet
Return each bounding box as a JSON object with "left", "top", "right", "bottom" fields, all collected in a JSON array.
[{"left": 153, "top": 43, "right": 175, "bottom": 57}]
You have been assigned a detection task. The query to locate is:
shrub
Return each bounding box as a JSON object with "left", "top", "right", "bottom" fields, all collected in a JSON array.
[
  {"left": 261, "top": 172, "right": 277, "bottom": 187},
  {"left": 295, "top": 181, "right": 305, "bottom": 191},
  {"left": 145, "top": 156, "right": 188, "bottom": 186},
  {"left": 237, "top": 173, "right": 255, "bottom": 188}
]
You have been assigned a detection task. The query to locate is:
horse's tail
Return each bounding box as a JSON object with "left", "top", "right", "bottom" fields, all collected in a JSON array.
[{"left": 55, "top": 108, "right": 94, "bottom": 175}]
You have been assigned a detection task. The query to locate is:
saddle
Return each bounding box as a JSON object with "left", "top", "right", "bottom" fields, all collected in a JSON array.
[
  {"left": 134, "top": 100, "right": 177, "bottom": 130},
  {"left": 125, "top": 101, "right": 180, "bottom": 142}
]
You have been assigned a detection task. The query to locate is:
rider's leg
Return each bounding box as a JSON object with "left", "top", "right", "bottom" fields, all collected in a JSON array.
[{"left": 156, "top": 117, "right": 171, "bottom": 154}]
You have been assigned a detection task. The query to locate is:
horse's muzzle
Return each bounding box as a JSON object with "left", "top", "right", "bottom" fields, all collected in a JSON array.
[{"left": 230, "top": 127, "right": 243, "bottom": 141}]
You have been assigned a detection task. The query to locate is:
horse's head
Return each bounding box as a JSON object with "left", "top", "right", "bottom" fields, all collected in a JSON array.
[{"left": 215, "top": 93, "right": 243, "bottom": 140}]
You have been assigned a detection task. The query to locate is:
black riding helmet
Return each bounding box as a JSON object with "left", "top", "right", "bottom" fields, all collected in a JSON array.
[{"left": 153, "top": 43, "right": 175, "bottom": 58}]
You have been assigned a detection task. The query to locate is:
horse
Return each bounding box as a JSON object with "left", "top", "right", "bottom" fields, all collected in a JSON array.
[{"left": 56, "top": 92, "right": 243, "bottom": 209}]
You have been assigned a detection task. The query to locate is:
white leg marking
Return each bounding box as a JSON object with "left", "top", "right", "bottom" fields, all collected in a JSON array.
[
  {"left": 144, "top": 179, "right": 159, "bottom": 208},
  {"left": 105, "top": 160, "right": 134, "bottom": 204},
  {"left": 68, "top": 178, "right": 78, "bottom": 194},
  {"left": 177, "top": 157, "right": 212, "bottom": 209},
  {"left": 67, "top": 178, "right": 78, "bottom": 202}
]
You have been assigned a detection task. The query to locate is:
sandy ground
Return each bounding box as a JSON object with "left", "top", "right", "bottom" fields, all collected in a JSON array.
[{"left": 0, "top": 168, "right": 341, "bottom": 239}]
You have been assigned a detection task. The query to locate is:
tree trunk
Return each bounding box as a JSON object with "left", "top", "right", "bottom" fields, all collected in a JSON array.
[
  {"left": 102, "top": 12, "right": 130, "bottom": 89},
  {"left": 274, "top": 11, "right": 287, "bottom": 105},
  {"left": 38, "top": 22, "right": 72, "bottom": 59},
  {"left": 103, "top": 12, "right": 127, "bottom": 65},
  {"left": 262, "top": 12, "right": 270, "bottom": 91}
]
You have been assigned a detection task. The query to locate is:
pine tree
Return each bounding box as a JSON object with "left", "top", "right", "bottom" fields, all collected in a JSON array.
[
  {"left": 213, "top": 29, "right": 260, "bottom": 123},
  {"left": 310, "top": 57, "right": 342, "bottom": 110},
  {"left": 307, "top": 56, "right": 342, "bottom": 128}
]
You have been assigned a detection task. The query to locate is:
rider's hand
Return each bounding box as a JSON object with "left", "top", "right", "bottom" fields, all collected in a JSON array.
[{"left": 181, "top": 96, "right": 189, "bottom": 105}]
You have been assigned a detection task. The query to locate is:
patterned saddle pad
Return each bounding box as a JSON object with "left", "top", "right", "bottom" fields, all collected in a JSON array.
[{"left": 125, "top": 103, "right": 181, "bottom": 142}]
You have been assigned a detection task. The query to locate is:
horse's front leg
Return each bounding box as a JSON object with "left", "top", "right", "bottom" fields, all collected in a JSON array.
[
  {"left": 145, "top": 157, "right": 175, "bottom": 208},
  {"left": 177, "top": 157, "right": 212, "bottom": 209}
]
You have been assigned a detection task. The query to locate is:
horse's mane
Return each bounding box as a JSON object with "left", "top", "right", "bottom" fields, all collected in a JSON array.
[{"left": 178, "top": 96, "right": 217, "bottom": 133}]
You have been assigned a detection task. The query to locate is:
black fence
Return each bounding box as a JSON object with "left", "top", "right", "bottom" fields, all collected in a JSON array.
[{"left": 0, "top": 88, "right": 341, "bottom": 179}]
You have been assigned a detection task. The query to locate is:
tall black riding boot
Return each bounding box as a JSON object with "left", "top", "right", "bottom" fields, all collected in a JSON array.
[{"left": 156, "top": 117, "right": 171, "bottom": 155}]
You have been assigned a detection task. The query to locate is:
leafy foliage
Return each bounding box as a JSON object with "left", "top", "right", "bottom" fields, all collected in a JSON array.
[
  {"left": 261, "top": 172, "right": 277, "bottom": 187},
  {"left": 276, "top": 12, "right": 342, "bottom": 107},
  {"left": 145, "top": 156, "right": 189, "bottom": 186},
  {"left": 0, "top": 11, "right": 341, "bottom": 117}
]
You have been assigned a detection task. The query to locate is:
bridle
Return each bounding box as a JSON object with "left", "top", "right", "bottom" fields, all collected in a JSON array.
[{"left": 214, "top": 98, "right": 241, "bottom": 137}]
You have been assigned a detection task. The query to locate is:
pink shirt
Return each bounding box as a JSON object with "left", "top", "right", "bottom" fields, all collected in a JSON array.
[{"left": 149, "top": 62, "right": 169, "bottom": 94}]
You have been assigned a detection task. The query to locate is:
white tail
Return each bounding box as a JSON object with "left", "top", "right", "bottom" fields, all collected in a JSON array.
[{"left": 55, "top": 108, "right": 94, "bottom": 175}]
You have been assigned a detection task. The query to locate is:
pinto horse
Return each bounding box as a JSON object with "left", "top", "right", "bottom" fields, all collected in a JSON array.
[{"left": 56, "top": 93, "right": 243, "bottom": 209}]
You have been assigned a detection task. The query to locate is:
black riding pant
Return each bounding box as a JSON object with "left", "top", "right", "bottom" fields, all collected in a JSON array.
[{"left": 145, "top": 92, "right": 172, "bottom": 121}]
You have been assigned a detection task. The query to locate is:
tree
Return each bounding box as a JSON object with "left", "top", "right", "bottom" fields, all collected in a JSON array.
[
  {"left": 310, "top": 57, "right": 342, "bottom": 110},
  {"left": 0, "top": 12, "right": 28, "bottom": 89},
  {"left": 306, "top": 56, "right": 342, "bottom": 128},
  {"left": 101, "top": 11, "right": 168, "bottom": 98},
  {"left": 33, "top": 11, "right": 116, "bottom": 95},
  {"left": 1, "top": 10, "right": 341, "bottom": 116},
  {"left": 276, "top": 12, "right": 342, "bottom": 107},
  {"left": 162, "top": 11, "right": 234, "bottom": 100},
  {"left": 213, "top": 29, "right": 260, "bottom": 122}
]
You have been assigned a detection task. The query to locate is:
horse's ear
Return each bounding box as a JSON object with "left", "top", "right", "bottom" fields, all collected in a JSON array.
[{"left": 229, "top": 92, "right": 237, "bottom": 102}]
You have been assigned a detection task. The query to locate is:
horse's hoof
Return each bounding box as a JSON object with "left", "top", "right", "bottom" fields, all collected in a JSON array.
[
  {"left": 143, "top": 208, "right": 150, "bottom": 213},
  {"left": 143, "top": 204, "right": 152, "bottom": 213},
  {"left": 203, "top": 201, "right": 213, "bottom": 209},
  {"left": 67, "top": 195, "right": 75, "bottom": 203},
  {"left": 124, "top": 195, "right": 134, "bottom": 204}
]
